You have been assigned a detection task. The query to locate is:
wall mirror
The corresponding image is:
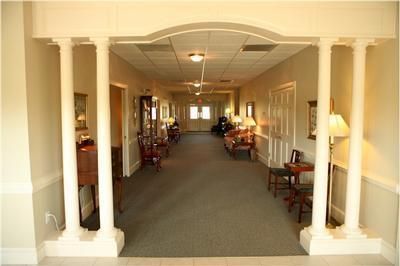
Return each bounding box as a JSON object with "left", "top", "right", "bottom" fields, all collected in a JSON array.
[
  {"left": 246, "top": 102, "right": 255, "bottom": 118},
  {"left": 74, "top": 93, "right": 88, "bottom": 130}
]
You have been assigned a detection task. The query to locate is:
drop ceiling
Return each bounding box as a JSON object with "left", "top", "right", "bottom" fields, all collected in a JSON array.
[{"left": 111, "top": 31, "right": 309, "bottom": 94}]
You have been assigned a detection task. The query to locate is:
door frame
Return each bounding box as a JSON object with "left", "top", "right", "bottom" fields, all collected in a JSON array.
[
  {"left": 268, "top": 81, "right": 296, "bottom": 167},
  {"left": 110, "top": 82, "right": 130, "bottom": 177}
]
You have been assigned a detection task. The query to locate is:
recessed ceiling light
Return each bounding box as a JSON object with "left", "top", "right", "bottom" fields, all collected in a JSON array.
[
  {"left": 195, "top": 92, "right": 201, "bottom": 96},
  {"left": 189, "top": 53, "right": 204, "bottom": 62},
  {"left": 193, "top": 81, "right": 201, "bottom": 88}
]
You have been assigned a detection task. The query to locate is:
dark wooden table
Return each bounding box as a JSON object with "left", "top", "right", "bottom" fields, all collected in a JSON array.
[{"left": 231, "top": 139, "right": 255, "bottom": 159}]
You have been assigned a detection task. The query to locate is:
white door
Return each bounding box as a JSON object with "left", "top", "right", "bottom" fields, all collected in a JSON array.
[
  {"left": 187, "top": 104, "right": 214, "bottom": 131},
  {"left": 269, "top": 82, "right": 295, "bottom": 167}
]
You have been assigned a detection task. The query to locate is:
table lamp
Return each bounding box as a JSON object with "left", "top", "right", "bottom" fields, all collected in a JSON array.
[{"left": 231, "top": 115, "right": 242, "bottom": 129}]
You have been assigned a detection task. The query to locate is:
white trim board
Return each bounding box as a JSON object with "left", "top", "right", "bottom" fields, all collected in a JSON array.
[
  {"left": 257, "top": 152, "right": 268, "bottom": 166},
  {"left": 0, "top": 171, "right": 62, "bottom": 195},
  {"left": 129, "top": 160, "right": 141, "bottom": 176},
  {"left": 254, "top": 131, "right": 268, "bottom": 141},
  {"left": 0, "top": 242, "right": 45, "bottom": 265}
]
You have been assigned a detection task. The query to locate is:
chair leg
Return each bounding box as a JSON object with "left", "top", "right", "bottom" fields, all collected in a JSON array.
[
  {"left": 298, "top": 193, "right": 305, "bottom": 223},
  {"left": 267, "top": 171, "right": 271, "bottom": 191},
  {"left": 288, "top": 188, "right": 295, "bottom": 213},
  {"left": 274, "top": 174, "right": 278, "bottom": 198}
]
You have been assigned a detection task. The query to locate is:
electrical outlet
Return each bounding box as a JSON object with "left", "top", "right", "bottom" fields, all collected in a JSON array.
[{"left": 45, "top": 211, "right": 51, "bottom": 224}]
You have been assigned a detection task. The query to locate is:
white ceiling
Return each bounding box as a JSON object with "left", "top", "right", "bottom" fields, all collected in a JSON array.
[{"left": 111, "top": 31, "right": 309, "bottom": 94}]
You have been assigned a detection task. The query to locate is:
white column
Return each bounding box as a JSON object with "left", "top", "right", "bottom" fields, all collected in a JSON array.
[
  {"left": 341, "top": 39, "right": 373, "bottom": 238},
  {"left": 307, "top": 38, "right": 337, "bottom": 238},
  {"left": 91, "top": 37, "right": 117, "bottom": 239},
  {"left": 53, "top": 38, "right": 85, "bottom": 239}
]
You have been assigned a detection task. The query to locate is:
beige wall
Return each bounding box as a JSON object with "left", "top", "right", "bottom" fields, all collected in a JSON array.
[
  {"left": 1, "top": 2, "right": 38, "bottom": 250},
  {"left": 239, "top": 40, "right": 399, "bottom": 247}
]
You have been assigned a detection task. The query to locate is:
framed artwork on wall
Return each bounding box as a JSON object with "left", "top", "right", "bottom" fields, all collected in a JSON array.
[
  {"left": 307, "top": 100, "right": 317, "bottom": 140},
  {"left": 246, "top": 102, "right": 255, "bottom": 118},
  {"left": 307, "top": 99, "right": 334, "bottom": 140},
  {"left": 74, "top": 93, "right": 88, "bottom": 131}
]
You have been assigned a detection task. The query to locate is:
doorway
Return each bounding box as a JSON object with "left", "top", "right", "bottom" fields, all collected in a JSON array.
[
  {"left": 187, "top": 104, "right": 213, "bottom": 132},
  {"left": 110, "top": 84, "right": 129, "bottom": 176},
  {"left": 268, "top": 82, "right": 296, "bottom": 167}
]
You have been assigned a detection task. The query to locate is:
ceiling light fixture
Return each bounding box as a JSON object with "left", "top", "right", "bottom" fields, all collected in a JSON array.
[
  {"left": 193, "top": 81, "right": 201, "bottom": 88},
  {"left": 189, "top": 53, "right": 204, "bottom": 62},
  {"left": 195, "top": 92, "right": 201, "bottom": 96}
]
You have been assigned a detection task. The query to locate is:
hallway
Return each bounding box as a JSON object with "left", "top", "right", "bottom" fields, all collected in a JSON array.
[{"left": 84, "top": 134, "right": 308, "bottom": 257}]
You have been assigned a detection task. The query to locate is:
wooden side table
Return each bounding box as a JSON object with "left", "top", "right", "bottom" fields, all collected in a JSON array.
[
  {"left": 284, "top": 162, "right": 314, "bottom": 185},
  {"left": 231, "top": 140, "right": 255, "bottom": 160}
]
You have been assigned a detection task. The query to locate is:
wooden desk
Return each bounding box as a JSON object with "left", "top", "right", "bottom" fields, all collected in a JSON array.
[{"left": 77, "top": 145, "right": 123, "bottom": 222}]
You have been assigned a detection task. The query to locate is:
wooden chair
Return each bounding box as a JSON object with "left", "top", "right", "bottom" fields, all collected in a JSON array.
[
  {"left": 166, "top": 123, "right": 181, "bottom": 143},
  {"left": 288, "top": 183, "right": 313, "bottom": 223},
  {"left": 267, "top": 149, "right": 302, "bottom": 197},
  {"left": 137, "top": 132, "right": 161, "bottom": 171}
]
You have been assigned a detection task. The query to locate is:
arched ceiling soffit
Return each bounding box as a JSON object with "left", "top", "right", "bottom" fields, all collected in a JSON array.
[{"left": 112, "top": 22, "right": 315, "bottom": 45}]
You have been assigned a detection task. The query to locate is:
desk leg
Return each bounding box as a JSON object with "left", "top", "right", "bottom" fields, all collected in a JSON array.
[{"left": 91, "top": 185, "right": 96, "bottom": 213}]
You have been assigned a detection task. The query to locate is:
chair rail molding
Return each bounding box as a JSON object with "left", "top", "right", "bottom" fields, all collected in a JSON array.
[{"left": 1, "top": 170, "right": 63, "bottom": 195}]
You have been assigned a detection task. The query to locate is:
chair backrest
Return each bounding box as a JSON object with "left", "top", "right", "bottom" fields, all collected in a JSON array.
[{"left": 290, "top": 149, "right": 303, "bottom": 163}]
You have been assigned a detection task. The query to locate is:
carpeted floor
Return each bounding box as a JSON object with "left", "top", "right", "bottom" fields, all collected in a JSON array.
[{"left": 83, "top": 133, "right": 309, "bottom": 257}]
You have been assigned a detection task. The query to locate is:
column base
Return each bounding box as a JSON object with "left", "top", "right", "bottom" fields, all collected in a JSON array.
[
  {"left": 58, "top": 227, "right": 88, "bottom": 241},
  {"left": 339, "top": 224, "right": 367, "bottom": 238},
  {"left": 300, "top": 227, "right": 381, "bottom": 255},
  {"left": 45, "top": 229, "right": 125, "bottom": 257}
]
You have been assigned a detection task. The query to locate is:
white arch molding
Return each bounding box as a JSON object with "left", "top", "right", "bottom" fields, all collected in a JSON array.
[{"left": 39, "top": 0, "right": 396, "bottom": 260}]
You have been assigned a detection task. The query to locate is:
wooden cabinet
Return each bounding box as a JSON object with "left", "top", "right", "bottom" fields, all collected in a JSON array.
[{"left": 140, "top": 96, "right": 158, "bottom": 137}]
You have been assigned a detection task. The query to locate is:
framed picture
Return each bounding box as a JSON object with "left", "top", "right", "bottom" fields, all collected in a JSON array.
[
  {"left": 307, "top": 99, "right": 334, "bottom": 140},
  {"left": 132, "top": 96, "right": 137, "bottom": 125},
  {"left": 246, "top": 102, "right": 255, "bottom": 118},
  {"left": 307, "top": 100, "right": 317, "bottom": 140},
  {"left": 74, "top": 93, "right": 88, "bottom": 131}
]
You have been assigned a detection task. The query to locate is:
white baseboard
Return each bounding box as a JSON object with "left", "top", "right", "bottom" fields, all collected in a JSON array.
[
  {"left": 0, "top": 242, "right": 45, "bottom": 264},
  {"left": 381, "top": 240, "right": 396, "bottom": 264},
  {"left": 257, "top": 152, "right": 268, "bottom": 166},
  {"left": 331, "top": 203, "right": 345, "bottom": 224},
  {"left": 129, "top": 160, "right": 141, "bottom": 176}
]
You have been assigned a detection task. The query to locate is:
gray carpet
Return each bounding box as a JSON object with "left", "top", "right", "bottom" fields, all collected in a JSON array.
[{"left": 83, "top": 134, "right": 309, "bottom": 257}]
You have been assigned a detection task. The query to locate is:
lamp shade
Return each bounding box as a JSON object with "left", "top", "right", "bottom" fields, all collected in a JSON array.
[
  {"left": 167, "top": 117, "right": 175, "bottom": 125},
  {"left": 232, "top": 115, "right": 242, "bottom": 123},
  {"left": 225, "top": 108, "right": 231, "bottom": 114},
  {"left": 243, "top": 116, "right": 256, "bottom": 127},
  {"left": 329, "top": 114, "right": 349, "bottom": 137}
]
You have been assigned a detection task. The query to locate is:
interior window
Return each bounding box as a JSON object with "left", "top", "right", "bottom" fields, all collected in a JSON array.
[
  {"left": 202, "top": 106, "right": 211, "bottom": 120},
  {"left": 190, "top": 106, "right": 198, "bottom": 119}
]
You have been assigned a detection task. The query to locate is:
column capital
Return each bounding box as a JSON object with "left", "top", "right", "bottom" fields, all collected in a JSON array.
[
  {"left": 316, "top": 38, "right": 338, "bottom": 48},
  {"left": 90, "top": 37, "right": 110, "bottom": 47},
  {"left": 52, "top": 38, "right": 75, "bottom": 49},
  {"left": 351, "top": 38, "right": 375, "bottom": 50}
]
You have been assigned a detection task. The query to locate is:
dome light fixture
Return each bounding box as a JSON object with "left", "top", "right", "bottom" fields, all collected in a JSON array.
[
  {"left": 189, "top": 53, "right": 204, "bottom": 62},
  {"left": 193, "top": 81, "right": 201, "bottom": 88},
  {"left": 195, "top": 92, "right": 201, "bottom": 96}
]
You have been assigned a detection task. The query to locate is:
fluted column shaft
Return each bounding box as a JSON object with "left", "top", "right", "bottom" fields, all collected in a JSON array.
[
  {"left": 54, "top": 38, "right": 84, "bottom": 239},
  {"left": 307, "top": 38, "right": 336, "bottom": 237},
  {"left": 91, "top": 37, "right": 117, "bottom": 238},
  {"left": 342, "top": 39, "right": 373, "bottom": 237}
]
